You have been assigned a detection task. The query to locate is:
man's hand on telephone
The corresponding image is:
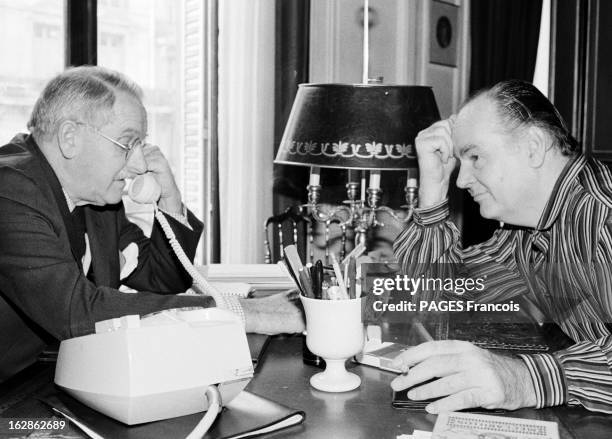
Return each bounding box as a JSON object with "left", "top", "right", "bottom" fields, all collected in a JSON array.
[{"left": 141, "top": 144, "right": 183, "bottom": 213}]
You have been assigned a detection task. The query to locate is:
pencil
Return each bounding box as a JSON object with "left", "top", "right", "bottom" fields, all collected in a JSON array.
[
  {"left": 298, "top": 267, "right": 314, "bottom": 298},
  {"left": 330, "top": 253, "right": 349, "bottom": 299}
]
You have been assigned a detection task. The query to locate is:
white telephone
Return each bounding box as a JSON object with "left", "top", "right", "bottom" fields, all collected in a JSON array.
[
  {"left": 54, "top": 173, "right": 250, "bottom": 437},
  {"left": 128, "top": 172, "right": 162, "bottom": 204}
]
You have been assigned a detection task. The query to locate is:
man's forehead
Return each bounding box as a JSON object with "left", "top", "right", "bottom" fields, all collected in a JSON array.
[
  {"left": 106, "top": 90, "right": 147, "bottom": 135},
  {"left": 455, "top": 96, "right": 498, "bottom": 129},
  {"left": 452, "top": 97, "right": 504, "bottom": 153}
]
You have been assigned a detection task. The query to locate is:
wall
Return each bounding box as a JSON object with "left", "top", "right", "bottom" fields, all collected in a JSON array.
[{"left": 309, "top": 0, "right": 469, "bottom": 118}]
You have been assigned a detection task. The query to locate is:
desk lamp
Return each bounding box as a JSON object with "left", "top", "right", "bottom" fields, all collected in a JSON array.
[{"left": 274, "top": 1, "right": 440, "bottom": 248}]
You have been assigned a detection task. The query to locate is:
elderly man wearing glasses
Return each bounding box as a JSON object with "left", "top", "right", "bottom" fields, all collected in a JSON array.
[{"left": 0, "top": 66, "right": 304, "bottom": 382}]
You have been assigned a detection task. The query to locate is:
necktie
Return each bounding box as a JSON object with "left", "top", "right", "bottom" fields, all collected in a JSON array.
[{"left": 71, "top": 206, "right": 87, "bottom": 263}]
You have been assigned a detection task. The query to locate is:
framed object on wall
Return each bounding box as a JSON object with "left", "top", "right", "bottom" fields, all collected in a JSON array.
[{"left": 430, "top": 0, "right": 459, "bottom": 67}]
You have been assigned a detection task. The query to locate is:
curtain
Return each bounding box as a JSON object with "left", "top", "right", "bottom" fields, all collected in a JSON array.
[
  {"left": 463, "top": 0, "right": 543, "bottom": 247},
  {"left": 218, "top": 0, "right": 275, "bottom": 263},
  {"left": 469, "top": 0, "right": 543, "bottom": 92},
  {"left": 273, "top": 0, "right": 311, "bottom": 215}
]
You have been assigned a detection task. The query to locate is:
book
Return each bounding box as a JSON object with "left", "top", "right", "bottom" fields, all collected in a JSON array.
[
  {"left": 4, "top": 388, "right": 305, "bottom": 439},
  {"left": 199, "top": 264, "right": 295, "bottom": 290}
]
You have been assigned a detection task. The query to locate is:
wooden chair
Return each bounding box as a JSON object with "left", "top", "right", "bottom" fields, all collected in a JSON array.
[{"left": 263, "top": 206, "right": 348, "bottom": 265}]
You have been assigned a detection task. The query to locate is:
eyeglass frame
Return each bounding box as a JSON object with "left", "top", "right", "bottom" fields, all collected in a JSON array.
[{"left": 74, "top": 121, "right": 146, "bottom": 160}]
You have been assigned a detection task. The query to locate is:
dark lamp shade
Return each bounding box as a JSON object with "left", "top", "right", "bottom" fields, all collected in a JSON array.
[{"left": 274, "top": 83, "right": 440, "bottom": 170}]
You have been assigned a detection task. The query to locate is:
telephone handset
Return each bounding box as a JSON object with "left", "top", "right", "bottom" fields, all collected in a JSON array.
[
  {"left": 128, "top": 173, "right": 162, "bottom": 204},
  {"left": 127, "top": 174, "right": 229, "bottom": 310}
]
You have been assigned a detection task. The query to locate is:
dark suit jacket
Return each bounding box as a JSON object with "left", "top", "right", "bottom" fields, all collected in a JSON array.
[{"left": 0, "top": 134, "right": 214, "bottom": 381}]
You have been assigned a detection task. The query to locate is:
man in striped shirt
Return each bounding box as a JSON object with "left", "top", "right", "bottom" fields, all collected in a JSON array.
[{"left": 390, "top": 80, "right": 612, "bottom": 414}]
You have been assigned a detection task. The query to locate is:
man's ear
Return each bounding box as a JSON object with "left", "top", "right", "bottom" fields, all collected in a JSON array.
[
  {"left": 525, "top": 126, "right": 550, "bottom": 168},
  {"left": 56, "top": 120, "right": 80, "bottom": 159}
]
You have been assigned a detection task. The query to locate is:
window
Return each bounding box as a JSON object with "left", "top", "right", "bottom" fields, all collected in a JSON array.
[
  {"left": 98, "top": 0, "right": 209, "bottom": 261},
  {"left": 0, "top": 0, "right": 65, "bottom": 144}
]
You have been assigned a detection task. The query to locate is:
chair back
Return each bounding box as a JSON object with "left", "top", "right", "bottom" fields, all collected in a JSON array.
[
  {"left": 263, "top": 206, "right": 311, "bottom": 264},
  {"left": 263, "top": 206, "right": 348, "bottom": 264}
]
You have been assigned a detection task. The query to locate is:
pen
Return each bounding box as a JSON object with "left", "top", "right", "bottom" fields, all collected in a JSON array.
[
  {"left": 314, "top": 260, "right": 323, "bottom": 299},
  {"left": 347, "top": 256, "right": 356, "bottom": 299}
]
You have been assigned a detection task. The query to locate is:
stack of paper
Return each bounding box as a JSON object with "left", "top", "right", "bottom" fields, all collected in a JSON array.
[
  {"left": 398, "top": 430, "right": 431, "bottom": 439},
  {"left": 432, "top": 412, "right": 559, "bottom": 439},
  {"left": 397, "top": 411, "right": 560, "bottom": 439},
  {"left": 199, "top": 264, "right": 295, "bottom": 290}
]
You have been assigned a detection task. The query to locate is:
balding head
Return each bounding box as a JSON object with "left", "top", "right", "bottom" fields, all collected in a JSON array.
[{"left": 28, "top": 66, "right": 144, "bottom": 143}]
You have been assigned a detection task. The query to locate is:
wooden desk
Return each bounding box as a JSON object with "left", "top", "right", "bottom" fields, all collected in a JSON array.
[
  {"left": 247, "top": 335, "right": 612, "bottom": 438},
  {"left": 1, "top": 335, "right": 612, "bottom": 438}
]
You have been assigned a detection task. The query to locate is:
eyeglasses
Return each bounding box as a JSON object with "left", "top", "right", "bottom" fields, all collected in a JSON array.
[{"left": 75, "top": 121, "right": 145, "bottom": 160}]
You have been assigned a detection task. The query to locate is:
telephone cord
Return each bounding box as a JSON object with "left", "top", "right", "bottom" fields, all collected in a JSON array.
[
  {"left": 185, "top": 385, "right": 222, "bottom": 439},
  {"left": 154, "top": 207, "right": 229, "bottom": 310}
]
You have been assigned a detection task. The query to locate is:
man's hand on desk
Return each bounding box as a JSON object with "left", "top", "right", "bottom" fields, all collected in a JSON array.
[
  {"left": 239, "top": 290, "right": 305, "bottom": 335},
  {"left": 389, "top": 340, "right": 537, "bottom": 413}
]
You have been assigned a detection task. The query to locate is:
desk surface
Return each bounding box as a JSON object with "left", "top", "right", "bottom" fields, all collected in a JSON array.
[
  {"left": 247, "top": 336, "right": 612, "bottom": 439},
  {"left": 1, "top": 335, "right": 612, "bottom": 438}
]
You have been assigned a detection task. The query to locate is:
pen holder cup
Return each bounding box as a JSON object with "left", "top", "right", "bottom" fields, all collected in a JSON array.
[{"left": 300, "top": 296, "right": 365, "bottom": 392}]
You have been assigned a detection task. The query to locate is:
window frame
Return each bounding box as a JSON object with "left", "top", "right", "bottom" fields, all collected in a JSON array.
[{"left": 66, "top": 0, "right": 97, "bottom": 66}]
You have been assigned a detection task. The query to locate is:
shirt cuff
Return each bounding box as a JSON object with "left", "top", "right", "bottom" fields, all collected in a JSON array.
[
  {"left": 412, "top": 199, "right": 450, "bottom": 226},
  {"left": 160, "top": 204, "right": 192, "bottom": 230},
  {"left": 518, "top": 353, "right": 567, "bottom": 408},
  {"left": 221, "top": 295, "right": 246, "bottom": 328}
]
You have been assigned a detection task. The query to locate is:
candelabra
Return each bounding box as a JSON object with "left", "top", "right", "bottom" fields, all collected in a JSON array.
[{"left": 305, "top": 172, "right": 419, "bottom": 249}]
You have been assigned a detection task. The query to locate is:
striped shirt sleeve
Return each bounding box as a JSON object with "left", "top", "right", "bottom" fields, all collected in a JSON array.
[
  {"left": 519, "top": 334, "right": 612, "bottom": 414},
  {"left": 518, "top": 353, "right": 567, "bottom": 408},
  {"left": 394, "top": 200, "right": 527, "bottom": 303}
]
